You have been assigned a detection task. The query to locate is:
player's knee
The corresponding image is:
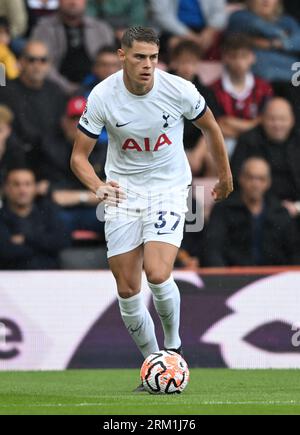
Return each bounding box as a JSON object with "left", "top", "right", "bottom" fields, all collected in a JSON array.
[
  {"left": 146, "top": 268, "right": 171, "bottom": 286},
  {"left": 115, "top": 274, "right": 140, "bottom": 299},
  {"left": 118, "top": 287, "right": 139, "bottom": 299}
]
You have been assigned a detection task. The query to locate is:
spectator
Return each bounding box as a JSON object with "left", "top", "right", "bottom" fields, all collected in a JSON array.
[
  {"left": 87, "top": 0, "right": 147, "bottom": 44},
  {"left": 76, "top": 46, "right": 120, "bottom": 159},
  {"left": 176, "top": 248, "right": 200, "bottom": 269},
  {"left": 0, "top": 0, "right": 28, "bottom": 39},
  {"left": 25, "top": 0, "right": 59, "bottom": 36},
  {"left": 228, "top": 0, "right": 300, "bottom": 82},
  {"left": 231, "top": 98, "right": 300, "bottom": 216},
  {"left": 169, "top": 40, "right": 220, "bottom": 176},
  {"left": 203, "top": 157, "right": 299, "bottom": 266},
  {"left": 150, "top": 0, "right": 227, "bottom": 58},
  {"left": 0, "top": 17, "right": 19, "bottom": 80},
  {"left": 170, "top": 40, "right": 220, "bottom": 113},
  {"left": 39, "top": 96, "right": 106, "bottom": 235},
  {"left": 0, "top": 106, "right": 26, "bottom": 190},
  {"left": 177, "top": 198, "right": 204, "bottom": 269},
  {"left": 0, "top": 40, "right": 66, "bottom": 170},
  {"left": 0, "top": 167, "right": 70, "bottom": 270},
  {"left": 211, "top": 33, "right": 273, "bottom": 156},
  {"left": 77, "top": 46, "right": 120, "bottom": 98},
  {"left": 32, "top": 0, "right": 114, "bottom": 94}
]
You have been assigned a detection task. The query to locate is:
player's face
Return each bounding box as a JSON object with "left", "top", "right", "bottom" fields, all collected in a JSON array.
[
  {"left": 119, "top": 41, "right": 159, "bottom": 89},
  {"left": 239, "top": 161, "right": 271, "bottom": 201},
  {"left": 223, "top": 49, "right": 255, "bottom": 77},
  {"left": 4, "top": 170, "right": 36, "bottom": 208}
]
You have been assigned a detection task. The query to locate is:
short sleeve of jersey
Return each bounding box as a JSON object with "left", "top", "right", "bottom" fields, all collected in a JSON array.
[
  {"left": 77, "top": 89, "right": 105, "bottom": 139},
  {"left": 182, "top": 81, "right": 207, "bottom": 121}
]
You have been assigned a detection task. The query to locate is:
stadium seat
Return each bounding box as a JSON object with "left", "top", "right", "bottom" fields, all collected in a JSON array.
[
  {"left": 72, "top": 230, "right": 101, "bottom": 241},
  {"left": 59, "top": 246, "right": 109, "bottom": 270},
  {"left": 71, "top": 230, "right": 105, "bottom": 248}
]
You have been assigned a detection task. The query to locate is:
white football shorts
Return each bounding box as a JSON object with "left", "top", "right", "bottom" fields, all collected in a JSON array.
[{"left": 104, "top": 186, "right": 190, "bottom": 258}]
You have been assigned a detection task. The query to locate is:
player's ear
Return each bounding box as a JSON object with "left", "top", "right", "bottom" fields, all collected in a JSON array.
[{"left": 118, "top": 48, "right": 126, "bottom": 62}]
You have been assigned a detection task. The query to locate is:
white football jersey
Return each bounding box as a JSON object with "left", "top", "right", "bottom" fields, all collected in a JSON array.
[{"left": 78, "top": 69, "right": 207, "bottom": 195}]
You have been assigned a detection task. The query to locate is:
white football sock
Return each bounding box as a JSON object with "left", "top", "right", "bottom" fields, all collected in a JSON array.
[
  {"left": 118, "top": 292, "right": 159, "bottom": 359},
  {"left": 148, "top": 275, "right": 181, "bottom": 350}
]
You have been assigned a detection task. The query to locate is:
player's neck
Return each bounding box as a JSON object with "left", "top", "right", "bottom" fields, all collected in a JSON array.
[{"left": 123, "top": 71, "right": 154, "bottom": 96}]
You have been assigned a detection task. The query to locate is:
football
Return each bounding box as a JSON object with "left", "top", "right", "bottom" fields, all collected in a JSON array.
[{"left": 140, "top": 350, "right": 190, "bottom": 394}]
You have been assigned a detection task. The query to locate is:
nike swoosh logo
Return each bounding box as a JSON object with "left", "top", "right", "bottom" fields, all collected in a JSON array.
[
  {"left": 116, "top": 121, "right": 132, "bottom": 128},
  {"left": 157, "top": 231, "right": 174, "bottom": 235}
]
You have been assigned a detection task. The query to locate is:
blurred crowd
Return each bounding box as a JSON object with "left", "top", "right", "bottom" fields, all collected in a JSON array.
[{"left": 1, "top": 0, "right": 300, "bottom": 270}]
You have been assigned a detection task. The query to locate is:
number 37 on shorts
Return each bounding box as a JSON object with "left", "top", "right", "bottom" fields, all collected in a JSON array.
[{"left": 154, "top": 211, "right": 182, "bottom": 235}]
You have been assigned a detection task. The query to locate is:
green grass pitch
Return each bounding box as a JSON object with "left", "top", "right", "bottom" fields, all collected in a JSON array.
[{"left": 0, "top": 369, "right": 299, "bottom": 415}]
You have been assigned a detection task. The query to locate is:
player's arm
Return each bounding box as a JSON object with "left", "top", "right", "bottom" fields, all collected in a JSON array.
[
  {"left": 193, "top": 107, "right": 233, "bottom": 201},
  {"left": 71, "top": 130, "right": 125, "bottom": 205}
]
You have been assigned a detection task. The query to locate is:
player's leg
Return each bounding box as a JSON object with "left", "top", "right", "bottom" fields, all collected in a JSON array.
[
  {"left": 143, "top": 241, "right": 182, "bottom": 351},
  {"left": 109, "top": 247, "right": 159, "bottom": 359}
]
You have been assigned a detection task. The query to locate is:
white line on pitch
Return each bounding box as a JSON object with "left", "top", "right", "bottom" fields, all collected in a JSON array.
[{"left": 0, "top": 401, "right": 299, "bottom": 408}]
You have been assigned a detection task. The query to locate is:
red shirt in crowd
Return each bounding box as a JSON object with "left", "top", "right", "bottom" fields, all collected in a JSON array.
[{"left": 211, "top": 73, "right": 273, "bottom": 119}]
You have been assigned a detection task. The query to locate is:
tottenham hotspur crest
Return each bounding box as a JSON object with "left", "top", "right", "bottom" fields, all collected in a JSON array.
[{"left": 162, "top": 112, "right": 170, "bottom": 129}]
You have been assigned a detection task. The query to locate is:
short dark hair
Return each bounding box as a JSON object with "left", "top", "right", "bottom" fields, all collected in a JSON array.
[
  {"left": 221, "top": 33, "right": 253, "bottom": 53},
  {"left": 121, "top": 26, "right": 160, "bottom": 49},
  {"left": 171, "top": 40, "right": 202, "bottom": 60}
]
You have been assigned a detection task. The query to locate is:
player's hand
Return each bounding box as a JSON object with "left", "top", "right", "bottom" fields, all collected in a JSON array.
[
  {"left": 212, "top": 176, "right": 233, "bottom": 202},
  {"left": 96, "top": 181, "right": 127, "bottom": 206}
]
